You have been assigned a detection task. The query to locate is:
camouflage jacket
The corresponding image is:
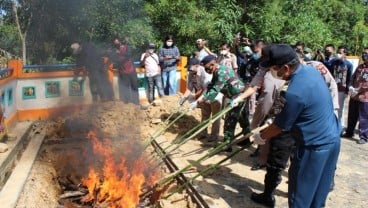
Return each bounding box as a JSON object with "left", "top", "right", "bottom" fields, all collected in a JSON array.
[{"left": 204, "top": 65, "right": 245, "bottom": 103}]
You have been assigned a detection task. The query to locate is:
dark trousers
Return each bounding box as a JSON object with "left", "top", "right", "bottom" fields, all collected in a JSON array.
[
  {"left": 359, "top": 102, "right": 368, "bottom": 140},
  {"left": 288, "top": 140, "right": 340, "bottom": 208},
  {"left": 146, "top": 74, "right": 164, "bottom": 103},
  {"left": 88, "top": 74, "right": 114, "bottom": 102},
  {"left": 223, "top": 101, "right": 249, "bottom": 141},
  {"left": 118, "top": 72, "right": 139, "bottom": 105},
  {"left": 345, "top": 98, "right": 360, "bottom": 135},
  {"left": 263, "top": 133, "right": 295, "bottom": 197}
]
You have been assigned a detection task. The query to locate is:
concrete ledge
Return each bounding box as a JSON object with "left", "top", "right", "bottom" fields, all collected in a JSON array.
[
  {"left": 0, "top": 122, "right": 44, "bottom": 208},
  {"left": 0, "top": 122, "right": 33, "bottom": 188}
]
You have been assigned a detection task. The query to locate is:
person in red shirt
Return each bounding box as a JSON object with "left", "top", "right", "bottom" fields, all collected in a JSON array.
[{"left": 112, "top": 37, "right": 139, "bottom": 105}]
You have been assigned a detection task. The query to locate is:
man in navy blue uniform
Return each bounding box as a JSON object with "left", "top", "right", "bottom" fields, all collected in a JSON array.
[{"left": 251, "top": 44, "right": 341, "bottom": 207}]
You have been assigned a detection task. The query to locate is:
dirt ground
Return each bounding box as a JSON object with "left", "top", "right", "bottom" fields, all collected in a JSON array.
[{"left": 15, "top": 95, "right": 368, "bottom": 208}]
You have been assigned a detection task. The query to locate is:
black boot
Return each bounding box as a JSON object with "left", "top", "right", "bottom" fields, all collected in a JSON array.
[
  {"left": 252, "top": 166, "right": 281, "bottom": 207},
  {"left": 250, "top": 146, "right": 260, "bottom": 157},
  {"left": 250, "top": 192, "right": 275, "bottom": 207}
]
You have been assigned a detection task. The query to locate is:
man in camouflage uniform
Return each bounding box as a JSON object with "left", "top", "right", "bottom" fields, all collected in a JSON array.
[{"left": 190, "top": 55, "right": 250, "bottom": 152}]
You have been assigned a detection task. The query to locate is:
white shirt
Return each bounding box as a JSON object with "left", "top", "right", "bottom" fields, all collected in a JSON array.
[{"left": 140, "top": 52, "right": 160, "bottom": 77}]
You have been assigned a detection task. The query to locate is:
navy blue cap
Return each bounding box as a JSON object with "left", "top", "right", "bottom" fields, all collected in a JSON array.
[
  {"left": 260, "top": 44, "right": 298, "bottom": 68},
  {"left": 201, "top": 55, "right": 217, "bottom": 65}
]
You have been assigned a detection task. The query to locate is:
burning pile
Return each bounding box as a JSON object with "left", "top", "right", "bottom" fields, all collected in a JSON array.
[
  {"left": 51, "top": 102, "right": 163, "bottom": 207},
  {"left": 80, "top": 131, "right": 159, "bottom": 207},
  {"left": 17, "top": 98, "right": 202, "bottom": 208}
]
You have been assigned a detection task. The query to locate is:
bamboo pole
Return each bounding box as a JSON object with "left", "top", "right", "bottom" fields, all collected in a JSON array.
[
  {"left": 158, "top": 105, "right": 232, "bottom": 158},
  {"left": 156, "top": 122, "right": 270, "bottom": 187},
  {"left": 145, "top": 106, "right": 181, "bottom": 140},
  {"left": 143, "top": 107, "right": 190, "bottom": 149},
  {"left": 163, "top": 143, "right": 250, "bottom": 199}
]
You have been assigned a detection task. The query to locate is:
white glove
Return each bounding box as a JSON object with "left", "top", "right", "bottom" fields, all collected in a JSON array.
[
  {"left": 189, "top": 101, "right": 198, "bottom": 110},
  {"left": 179, "top": 97, "right": 187, "bottom": 106},
  {"left": 349, "top": 86, "right": 358, "bottom": 97},
  {"left": 187, "top": 93, "right": 196, "bottom": 103},
  {"left": 251, "top": 132, "right": 266, "bottom": 145},
  {"left": 231, "top": 97, "right": 243, "bottom": 108}
]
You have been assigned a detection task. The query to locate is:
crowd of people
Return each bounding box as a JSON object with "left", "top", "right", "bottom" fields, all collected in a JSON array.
[
  {"left": 70, "top": 34, "right": 368, "bottom": 207},
  {"left": 177, "top": 34, "right": 368, "bottom": 208},
  {"left": 70, "top": 35, "right": 183, "bottom": 105}
]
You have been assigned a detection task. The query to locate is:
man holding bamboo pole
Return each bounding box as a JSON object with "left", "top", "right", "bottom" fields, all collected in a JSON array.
[
  {"left": 189, "top": 55, "right": 251, "bottom": 152},
  {"left": 179, "top": 58, "right": 222, "bottom": 142},
  {"left": 235, "top": 44, "right": 341, "bottom": 208}
]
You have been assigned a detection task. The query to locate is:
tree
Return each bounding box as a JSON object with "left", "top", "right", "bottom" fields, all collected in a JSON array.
[
  {"left": 12, "top": 0, "right": 31, "bottom": 64},
  {"left": 144, "top": 0, "right": 243, "bottom": 55}
]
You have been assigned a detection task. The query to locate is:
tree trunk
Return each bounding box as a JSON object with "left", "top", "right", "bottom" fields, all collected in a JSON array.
[{"left": 12, "top": 0, "right": 27, "bottom": 64}]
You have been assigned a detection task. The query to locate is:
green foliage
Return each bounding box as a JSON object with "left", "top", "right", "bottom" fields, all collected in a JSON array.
[
  {"left": 144, "top": 0, "right": 243, "bottom": 55},
  {"left": 244, "top": 0, "right": 368, "bottom": 55},
  {"left": 0, "top": 0, "right": 367, "bottom": 63},
  {"left": 0, "top": 24, "right": 20, "bottom": 56}
]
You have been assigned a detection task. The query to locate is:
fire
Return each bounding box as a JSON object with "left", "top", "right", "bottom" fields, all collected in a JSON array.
[{"left": 81, "top": 131, "right": 159, "bottom": 207}]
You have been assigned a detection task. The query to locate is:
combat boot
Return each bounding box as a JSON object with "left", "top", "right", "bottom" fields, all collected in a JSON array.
[{"left": 250, "top": 192, "right": 275, "bottom": 208}]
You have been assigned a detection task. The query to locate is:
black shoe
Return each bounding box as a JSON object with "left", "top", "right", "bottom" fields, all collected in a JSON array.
[
  {"left": 250, "top": 192, "right": 275, "bottom": 208},
  {"left": 250, "top": 148, "right": 260, "bottom": 157},
  {"left": 341, "top": 133, "right": 353, "bottom": 138},
  {"left": 251, "top": 163, "right": 266, "bottom": 171},
  {"left": 237, "top": 138, "right": 252, "bottom": 147},
  {"left": 357, "top": 139, "right": 367, "bottom": 144},
  {"left": 197, "top": 134, "right": 208, "bottom": 140},
  {"left": 221, "top": 147, "right": 232, "bottom": 153}
]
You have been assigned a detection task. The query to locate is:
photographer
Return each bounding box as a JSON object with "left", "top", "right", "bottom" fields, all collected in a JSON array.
[
  {"left": 313, "top": 44, "right": 336, "bottom": 71},
  {"left": 233, "top": 32, "right": 252, "bottom": 67}
]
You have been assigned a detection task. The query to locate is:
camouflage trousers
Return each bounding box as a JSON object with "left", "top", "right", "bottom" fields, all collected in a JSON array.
[{"left": 223, "top": 100, "right": 250, "bottom": 142}]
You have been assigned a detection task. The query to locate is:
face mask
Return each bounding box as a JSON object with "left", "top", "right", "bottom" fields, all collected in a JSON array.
[
  {"left": 252, "top": 53, "right": 260, "bottom": 60},
  {"left": 305, "top": 53, "right": 312, "bottom": 60},
  {"left": 336, "top": 53, "right": 343, "bottom": 60},
  {"left": 325, "top": 51, "right": 332, "bottom": 58},
  {"left": 270, "top": 68, "right": 284, "bottom": 80},
  {"left": 166, "top": 41, "right": 173, "bottom": 47},
  {"left": 362, "top": 53, "right": 368, "bottom": 62},
  {"left": 220, "top": 50, "right": 228, "bottom": 55},
  {"left": 242, "top": 46, "right": 253, "bottom": 55},
  {"left": 148, "top": 49, "right": 154, "bottom": 54}
]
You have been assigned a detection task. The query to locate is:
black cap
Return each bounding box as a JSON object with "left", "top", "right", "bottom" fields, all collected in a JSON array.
[
  {"left": 260, "top": 44, "right": 298, "bottom": 68},
  {"left": 201, "top": 55, "right": 217, "bottom": 65}
]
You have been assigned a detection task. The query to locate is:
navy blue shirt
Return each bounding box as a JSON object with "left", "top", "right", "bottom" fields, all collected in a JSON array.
[
  {"left": 274, "top": 64, "right": 341, "bottom": 146},
  {"left": 329, "top": 59, "right": 353, "bottom": 93}
]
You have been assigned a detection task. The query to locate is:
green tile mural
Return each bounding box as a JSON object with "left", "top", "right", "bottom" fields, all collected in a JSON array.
[
  {"left": 22, "top": 86, "right": 36, "bottom": 100},
  {"left": 69, "top": 79, "right": 84, "bottom": 96},
  {"left": 45, "top": 81, "right": 61, "bottom": 98}
]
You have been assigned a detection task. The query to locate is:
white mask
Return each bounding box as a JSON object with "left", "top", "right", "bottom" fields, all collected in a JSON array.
[
  {"left": 305, "top": 53, "right": 311, "bottom": 60},
  {"left": 270, "top": 68, "right": 284, "bottom": 80},
  {"left": 220, "top": 50, "right": 228, "bottom": 55},
  {"left": 166, "top": 41, "right": 173, "bottom": 47},
  {"left": 336, "top": 53, "right": 343, "bottom": 60},
  {"left": 148, "top": 49, "right": 154, "bottom": 54}
]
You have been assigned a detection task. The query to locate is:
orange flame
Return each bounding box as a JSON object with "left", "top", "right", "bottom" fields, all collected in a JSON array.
[{"left": 81, "top": 131, "right": 159, "bottom": 207}]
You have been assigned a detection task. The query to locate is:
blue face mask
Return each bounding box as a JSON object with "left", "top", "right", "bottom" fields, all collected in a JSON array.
[{"left": 252, "top": 53, "right": 260, "bottom": 60}]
